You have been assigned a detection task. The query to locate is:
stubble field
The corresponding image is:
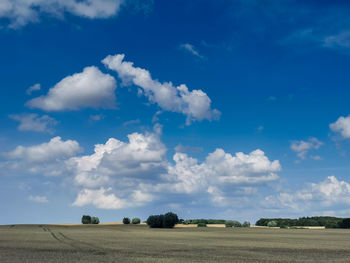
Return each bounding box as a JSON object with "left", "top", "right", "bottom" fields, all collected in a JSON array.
[{"left": 0, "top": 224, "right": 350, "bottom": 263}]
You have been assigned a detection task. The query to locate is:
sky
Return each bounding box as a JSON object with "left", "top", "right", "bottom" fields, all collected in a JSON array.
[{"left": 1, "top": 0, "right": 350, "bottom": 225}]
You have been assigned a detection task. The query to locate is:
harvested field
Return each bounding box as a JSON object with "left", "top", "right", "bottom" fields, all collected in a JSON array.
[{"left": 0, "top": 224, "right": 350, "bottom": 262}]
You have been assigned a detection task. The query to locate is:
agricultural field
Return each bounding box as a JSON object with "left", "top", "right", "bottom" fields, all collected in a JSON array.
[{"left": 1, "top": 224, "right": 350, "bottom": 262}]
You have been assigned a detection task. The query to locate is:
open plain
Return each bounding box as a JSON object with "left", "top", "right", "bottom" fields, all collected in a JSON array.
[{"left": 1, "top": 224, "right": 350, "bottom": 262}]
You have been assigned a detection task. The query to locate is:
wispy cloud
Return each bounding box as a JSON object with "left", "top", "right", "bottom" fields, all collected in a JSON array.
[
  {"left": 123, "top": 119, "right": 140, "bottom": 126},
  {"left": 0, "top": 0, "right": 124, "bottom": 29},
  {"left": 179, "top": 43, "right": 205, "bottom": 59},
  {"left": 291, "top": 137, "right": 323, "bottom": 160},
  {"left": 29, "top": 195, "right": 48, "bottom": 203},
  {"left": 26, "top": 84, "right": 41, "bottom": 95},
  {"left": 9, "top": 113, "right": 58, "bottom": 133}
]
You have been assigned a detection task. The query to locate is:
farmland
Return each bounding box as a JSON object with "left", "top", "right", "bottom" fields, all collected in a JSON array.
[{"left": 1, "top": 224, "right": 350, "bottom": 262}]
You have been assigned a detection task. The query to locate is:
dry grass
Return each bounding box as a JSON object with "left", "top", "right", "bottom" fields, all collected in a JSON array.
[
  {"left": 1, "top": 224, "right": 350, "bottom": 262},
  {"left": 206, "top": 224, "right": 226, "bottom": 228}
]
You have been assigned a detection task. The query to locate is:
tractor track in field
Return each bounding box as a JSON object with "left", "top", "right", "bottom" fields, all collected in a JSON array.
[{"left": 44, "top": 226, "right": 106, "bottom": 255}]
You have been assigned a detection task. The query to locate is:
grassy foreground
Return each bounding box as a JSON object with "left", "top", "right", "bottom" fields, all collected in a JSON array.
[{"left": 1, "top": 224, "right": 350, "bottom": 262}]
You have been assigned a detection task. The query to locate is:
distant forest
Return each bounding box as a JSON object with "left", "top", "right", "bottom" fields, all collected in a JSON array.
[{"left": 256, "top": 217, "right": 350, "bottom": 228}]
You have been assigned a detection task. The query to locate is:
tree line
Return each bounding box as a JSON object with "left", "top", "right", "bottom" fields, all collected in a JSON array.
[{"left": 256, "top": 216, "right": 350, "bottom": 228}]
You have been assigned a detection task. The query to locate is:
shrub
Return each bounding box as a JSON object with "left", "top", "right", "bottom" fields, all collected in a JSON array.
[
  {"left": 132, "top": 218, "right": 141, "bottom": 224},
  {"left": 242, "top": 221, "right": 250, "bottom": 227},
  {"left": 197, "top": 222, "right": 207, "bottom": 227},
  {"left": 225, "top": 220, "right": 234, "bottom": 227},
  {"left": 123, "top": 217, "right": 131, "bottom": 224},
  {"left": 91, "top": 217, "right": 100, "bottom": 224},
  {"left": 82, "top": 215, "right": 91, "bottom": 224},
  {"left": 267, "top": 220, "right": 278, "bottom": 227},
  {"left": 163, "top": 212, "right": 179, "bottom": 228}
]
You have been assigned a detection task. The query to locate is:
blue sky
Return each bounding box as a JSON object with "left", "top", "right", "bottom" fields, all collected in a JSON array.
[{"left": 1, "top": 0, "right": 350, "bottom": 224}]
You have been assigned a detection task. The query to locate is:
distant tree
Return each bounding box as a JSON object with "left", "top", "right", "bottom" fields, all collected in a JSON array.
[
  {"left": 82, "top": 215, "right": 91, "bottom": 224},
  {"left": 267, "top": 221, "right": 278, "bottom": 227},
  {"left": 232, "top": 220, "right": 242, "bottom": 227},
  {"left": 147, "top": 215, "right": 164, "bottom": 228},
  {"left": 163, "top": 212, "right": 179, "bottom": 228},
  {"left": 339, "top": 218, "right": 350, "bottom": 228},
  {"left": 123, "top": 217, "right": 131, "bottom": 224},
  {"left": 132, "top": 218, "right": 141, "bottom": 224},
  {"left": 242, "top": 221, "right": 251, "bottom": 227},
  {"left": 225, "top": 220, "right": 234, "bottom": 227},
  {"left": 91, "top": 217, "right": 100, "bottom": 224},
  {"left": 197, "top": 222, "right": 207, "bottom": 227},
  {"left": 146, "top": 212, "right": 179, "bottom": 228}
]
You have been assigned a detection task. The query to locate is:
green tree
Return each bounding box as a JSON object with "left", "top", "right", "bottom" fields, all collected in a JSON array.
[
  {"left": 132, "top": 218, "right": 141, "bottom": 224},
  {"left": 123, "top": 217, "right": 131, "bottom": 224},
  {"left": 242, "top": 221, "right": 250, "bottom": 227},
  {"left": 81, "top": 215, "right": 91, "bottom": 224},
  {"left": 267, "top": 221, "right": 278, "bottom": 227},
  {"left": 163, "top": 212, "right": 179, "bottom": 228},
  {"left": 91, "top": 217, "right": 100, "bottom": 224}
]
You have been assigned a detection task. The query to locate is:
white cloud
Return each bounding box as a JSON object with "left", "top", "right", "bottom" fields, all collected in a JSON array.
[
  {"left": 27, "top": 66, "right": 117, "bottom": 111},
  {"left": 68, "top": 127, "right": 165, "bottom": 209},
  {"left": 6, "top": 136, "right": 81, "bottom": 163},
  {"left": 26, "top": 83, "right": 41, "bottom": 95},
  {"left": 0, "top": 0, "right": 124, "bottom": 28},
  {"left": 160, "top": 149, "right": 281, "bottom": 204},
  {"left": 67, "top": 124, "right": 280, "bottom": 209},
  {"left": 72, "top": 188, "right": 127, "bottom": 209},
  {"left": 2, "top": 126, "right": 281, "bottom": 210},
  {"left": 67, "top": 126, "right": 166, "bottom": 188},
  {"left": 330, "top": 115, "right": 350, "bottom": 139},
  {"left": 2, "top": 136, "right": 81, "bottom": 177},
  {"left": 29, "top": 195, "right": 48, "bottom": 203},
  {"left": 9, "top": 113, "right": 57, "bottom": 133},
  {"left": 72, "top": 187, "right": 153, "bottom": 209},
  {"left": 179, "top": 43, "right": 204, "bottom": 59},
  {"left": 102, "top": 54, "right": 220, "bottom": 124},
  {"left": 290, "top": 137, "right": 323, "bottom": 160},
  {"left": 264, "top": 176, "right": 350, "bottom": 212}
]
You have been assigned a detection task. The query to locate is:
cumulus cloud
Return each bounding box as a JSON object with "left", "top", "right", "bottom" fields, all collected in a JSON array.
[
  {"left": 29, "top": 195, "right": 48, "bottom": 203},
  {"left": 1, "top": 136, "right": 81, "bottom": 176},
  {"left": 330, "top": 115, "right": 350, "bottom": 139},
  {"left": 2, "top": 126, "right": 281, "bottom": 210},
  {"left": 72, "top": 188, "right": 127, "bottom": 209},
  {"left": 9, "top": 113, "right": 57, "bottom": 133},
  {"left": 27, "top": 66, "right": 117, "bottom": 111},
  {"left": 264, "top": 176, "right": 350, "bottom": 212},
  {"left": 72, "top": 187, "right": 153, "bottom": 209},
  {"left": 290, "top": 137, "right": 323, "bottom": 160},
  {"left": 5, "top": 136, "right": 81, "bottom": 163},
  {"left": 102, "top": 54, "right": 220, "bottom": 124},
  {"left": 0, "top": 0, "right": 124, "bottom": 28},
  {"left": 179, "top": 43, "right": 204, "bottom": 59},
  {"left": 26, "top": 83, "right": 41, "bottom": 95},
  {"left": 67, "top": 126, "right": 166, "bottom": 188},
  {"left": 66, "top": 122, "right": 281, "bottom": 209},
  {"left": 161, "top": 149, "right": 281, "bottom": 197},
  {"left": 66, "top": 125, "right": 165, "bottom": 209}
]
